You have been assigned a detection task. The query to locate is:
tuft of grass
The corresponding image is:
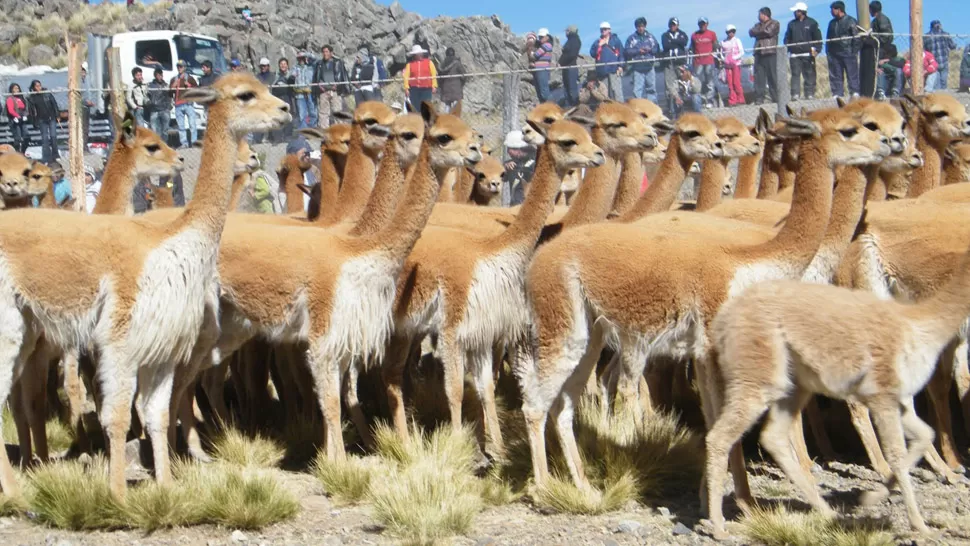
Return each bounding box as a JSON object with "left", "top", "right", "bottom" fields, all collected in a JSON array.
[
  {"left": 740, "top": 504, "right": 895, "bottom": 546},
  {"left": 123, "top": 481, "right": 199, "bottom": 531},
  {"left": 177, "top": 462, "right": 299, "bottom": 530},
  {"left": 0, "top": 494, "right": 26, "bottom": 517},
  {"left": 368, "top": 424, "right": 483, "bottom": 543},
  {"left": 476, "top": 473, "right": 519, "bottom": 507},
  {"left": 211, "top": 428, "right": 285, "bottom": 469},
  {"left": 1, "top": 406, "right": 76, "bottom": 456},
  {"left": 26, "top": 457, "right": 125, "bottom": 530},
  {"left": 533, "top": 472, "right": 638, "bottom": 515},
  {"left": 313, "top": 453, "right": 374, "bottom": 505}
]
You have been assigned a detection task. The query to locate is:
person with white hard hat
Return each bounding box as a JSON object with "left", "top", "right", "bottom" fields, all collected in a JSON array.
[
  {"left": 784, "top": 1, "right": 823, "bottom": 100},
  {"left": 253, "top": 57, "right": 275, "bottom": 142},
  {"left": 532, "top": 28, "right": 555, "bottom": 102},
  {"left": 722, "top": 24, "right": 747, "bottom": 106},
  {"left": 590, "top": 21, "right": 625, "bottom": 101}
]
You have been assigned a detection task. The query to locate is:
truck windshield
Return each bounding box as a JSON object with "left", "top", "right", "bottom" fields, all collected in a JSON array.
[{"left": 174, "top": 35, "right": 227, "bottom": 77}]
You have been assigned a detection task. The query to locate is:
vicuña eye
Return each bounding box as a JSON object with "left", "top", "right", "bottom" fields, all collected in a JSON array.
[
  {"left": 145, "top": 145, "right": 160, "bottom": 153},
  {"left": 436, "top": 134, "right": 454, "bottom": 145},
  {"left": 237, "top": 91, "right": 256, "bottom": 102},
  {"left": 839, "top": 128, "right": 859, "bottom": 139}
]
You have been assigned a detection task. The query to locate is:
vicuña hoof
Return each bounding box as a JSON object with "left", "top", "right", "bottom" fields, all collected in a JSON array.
[{"left": 859, "top": 484, "right": 890, "bottom": 506}]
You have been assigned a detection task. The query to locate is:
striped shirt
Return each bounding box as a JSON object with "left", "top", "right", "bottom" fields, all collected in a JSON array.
[{"left": 533, "top": 42, "right": 554, "bottom": 68}]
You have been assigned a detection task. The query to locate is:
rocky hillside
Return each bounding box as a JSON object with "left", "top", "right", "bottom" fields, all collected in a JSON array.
[{"left": 0, "top": 0, "right": 542, "bottom": 114}]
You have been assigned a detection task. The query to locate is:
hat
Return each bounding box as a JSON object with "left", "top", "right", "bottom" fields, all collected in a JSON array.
[
  {"left": 830, "top": 1, "right": 845, "bottom": 10},
  {"left": 84, "top": 164, "right": 96, "bottom": 179},
  {"left": 566, "top": 24, "right": 578, "bottom": 34},
  {"left": 81, "top": 61, "right": 88, "bottom": 70},
  {"left": 790, "top": 2, "right": 808, "bottom": 11},
  {"left": 726, "top": 24, "right": 737, "bottom": 32},
  {"left": 599, "top": 21, "right": 611, "bottom": 29},
  {"left": 669, "top": 17, "right": 679, "bottom": 27},
  {"left": 259, "top": 57, "right": 270, "bottom": 66},
  {"left": 176, "top": 59, "right": 186, "bottom": 66},
  {"left": 408, "top": 44, "right": 428, "bottom": 57},
  {"left": 390, "top": 101, "right": 403, "bottom": 112},
  {"left": 285, "top": 136, "right": 311, "bottom": 156},
  {"left": 504, "top": 130, "right": 527, "bottom": 149},
  {"left": 296, "top": 50, "right": 307, "bottom": 57},
  {"left": 230, "top": 58, "right": 241, "bottom": 67},
  {"left": 537, "top": 28, "right": 549, "bottom": 37},
  {"left": 930, "top": 19, "right": 941, "bottom": 27},
  {"left": 698, "top": 17, "right": 709, "bottom": 24}
]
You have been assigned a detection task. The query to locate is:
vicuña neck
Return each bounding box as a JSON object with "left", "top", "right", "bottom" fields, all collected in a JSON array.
[
  {"left": 351, "top": 139, "right": 407, "bottom": 236},
  {"left": 321, "top": 125, "right": 378, "bottom": 225},
  {"left": 733, "top": 148, "right": 763, "bottom": 199},
  {"left": 741, "top": 139, "right": 833, "bottom": 272},
  {"left": 909, "top": 244, "right": 970, "bottom": 348},
  {"left": 490, "top": 143, "right": 560, "bottom": 251},
  {"left": 452, "top": 167, "right": 475, "bottom": 203},
  {"left": 757, "top": 141, "right": 783, "bottom": 199},
  {"left": 229, "top": 173, "right": 249, "bottom": 211},
  {"left": 906, "top": 123, "right": 944, "bottom": 197},
  {"left": 696, "top": 157, "right": 730, "bottom": 212},
  {"left": 863, "top": 164, "right": 888, "bottom": 201},
  {"left": 559, "top": 154, "right": 619, "bottom": 227},
  {"left": 313, "top": 150, "right": 346, "bottom": 224},
  {"left": 283, "top": 169, "right": 306, "bottom": 215},
  {"left": 437, "top": 167, "right": 457, "bottom": 203},
  {"left": 617, "top": 134, "right": 692, "bottom": 221},
  {"left": 804, "top": 165, "right": 867, "bottom": 282},
  {"left": 610, "top": 151, "right": 644, "bottom": 217},
  {"left": 170, "top": 103, "right": 235, "bottom": 236},
  {"left": 91, "top": 143, "right": 138, "bottom": 215}
]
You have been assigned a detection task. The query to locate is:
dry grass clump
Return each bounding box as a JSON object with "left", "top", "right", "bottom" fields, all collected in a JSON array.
[
  {"left": 1, "top": 406, "right": 76, "bottom": 457},
  {"left": 123, "top": 481, "right": 198, "bottom": 532},
  {"left": 740, "top": 504, "right": 895, "bottom": 546},
  {"left": 211, "top": 427, "right": 285, "bottom": 469},
  {"left": 174, "top": 461, "right": 299, "bottom": 530},
  {"left": 313, "top": 453, "right": 374, "bottom": 505},
  {"left": 534, "top": 471, "right": 639, "bottom": 515},
  {"left": 0, "top": 494, "right": 25, "bottom": 517},
  {"left": 368, "top": 424, "right": 483, "bottom": 544},
  {"left": 25, "top": 457, "right": 124, "bottom": 530}
]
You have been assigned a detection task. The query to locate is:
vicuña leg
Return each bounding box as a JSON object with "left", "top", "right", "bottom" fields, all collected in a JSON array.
[
  {"left": 382, "top": 332, "right": 413, "bottom": 439},
  {"left": 928, "top": 342, "right": 964, "bottom": 471},
  {"left": 469, "top": 346, "right": 505, "bottom": 457},
  {"left": 847, "top": 401, "right": 893, "bottom": 479},
  {"left": 438, "top": 330, "right": 466, "bottom": 434},
  {"left": 309, "top": 344, "right": 346, "bottom": 460},
  {"left": 97, "top": 344, "right": 138, "bottom": 499},
  {"left": 137, "top": 365, "right": 174, "bottom": 486},
  {"left": 342, "top": 358, "right": 374, "bottom": 450}
]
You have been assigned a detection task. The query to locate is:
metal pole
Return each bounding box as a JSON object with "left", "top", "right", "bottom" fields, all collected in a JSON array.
[
  {"left": 775, "top": 44, "right": 790, "bottom": 113},
  {"left": 910, "top": 0, "right": 924, "bottom": 94},
  {"left": 66, "top": 34, "right": 85, "bottom": 212}
]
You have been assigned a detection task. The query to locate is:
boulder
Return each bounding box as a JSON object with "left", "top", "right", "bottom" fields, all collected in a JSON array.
[{"left": 27, "top": 44, "right": 56, "bottom": 67}]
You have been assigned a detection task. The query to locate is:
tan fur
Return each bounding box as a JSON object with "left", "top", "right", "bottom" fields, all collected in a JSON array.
[
  {"left": 276, "top": 152, "right": 313, "bottom": 215},
  {"left": 904, "top": 94, "right": 970, "bottom": 197},
  {"left": 943, "top": 142, "right": 970, "bottom": 186},
  {"left": 0, "top": 152, "right": 38, "bottom": 210},
  {"left": 459, "top": 156, "right": 505, "bottom": 206},
  {"left": 611, "top": 99, "right": 671, "bottom": 216}
]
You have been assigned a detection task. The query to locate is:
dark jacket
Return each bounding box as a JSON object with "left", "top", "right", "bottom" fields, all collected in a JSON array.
[
  {"left": 868, "top": 12, "right": 894, "bottom": 57},
  {"left": 625, "top": 30, "right": 660, "bottom": 72},
  {"left": 198, "top": 72, "right": 218, "bottom": 87},
  {"left": 313, "top": 57, "right": 350, "bottom": 96},
  {"left": 256, "top": 70, "right": 275, "bottom": 87},
  {"left": 350, "top": 57, "right": 387, "bottom": 90},
  {"left": 27, "top": 84, "right": 59, "bottom": 124},
  {"left": 590, "top": 34, "right": 624, "bottom": 76},
  {"left": 560, "top": 33, "right": 581, "bottom": 66},
  {"left": 146, "top": 79, "right": 173, "bottom": 112},
  {"left": 437, "top": 56, "right": 466, "bottom": 103},
  {"left": 273, "top": 70, "right": 296, "bottom": 105},
  {"left": 784, "top": 16, "right": 823, "bottom": 55},
  {"left": 749, "top": 18, "right": 781, "bottom": 56},
  {"left": 826, "top": 14, "right": 859, "bottom": 56},
  {"left": 661, "top": 29, "right": 690, "bottom": 68}
]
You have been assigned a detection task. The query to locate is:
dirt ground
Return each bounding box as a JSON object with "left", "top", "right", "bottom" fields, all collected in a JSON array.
[{"left": 2, "top": 456, "right": 970, "bottom": 546}]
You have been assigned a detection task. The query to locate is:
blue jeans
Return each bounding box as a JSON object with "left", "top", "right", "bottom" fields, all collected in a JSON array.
[
  {"left": 38, "top": 119, "right": 58, "bottom": 164},
  {"left": 936, "top": 65, "right": 949, "bottom": 90},
  {"left": 534, "top": 69, "right": 551, "bottom": 103},
  {"left": 174, "top": 104, "right": 197, "bottom": 147},
  {"left": 877, "top": 66, "right": 904, "bottom": 98},
  {"left": 694, "top": 64, "right": 717, "bottom": 103},
  {"left": 10, "top": 122, "right": 27, "bottom": 152},
  {"left": 632, "top": 69, "right": 657, "bottom": 102},
  {"left": 828, "top": 53, "right": 860, "bottom": 97},
  {"left": 562, "top": 67, "right": 580, "bottom": 106},
  {"left": 924, "top": 71, "right": 941, "bottom": 92},
  {"left": 150, "top": 109, "right": 170, "bottom": 141},
  {"left": 295, "top": 93, "right": 317, "bottom": 129},
  {"left": 408, "top": 87, "right": 433, "bottom": 112}
]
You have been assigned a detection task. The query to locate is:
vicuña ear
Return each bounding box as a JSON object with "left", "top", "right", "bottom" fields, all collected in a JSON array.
[
  {"left": 420, "top": 100, "right": 437, "bottom": 128},
  {"left": 564, "top": 107, "right": 595, "bottom": 128},
  {"left": 944, "top": 146, "right": 957, "bottom": 161},
  {"left": 299, "top": 127, "right": 330, "bottom": 143},
  {"left": 181, "top": 87, "right": 220, "bottom": 106},
  {"left": 835, "top": 96, "right": 848, "bottom": 108},
  {"left": 525, "top": 119, "right": 547, "bottom": 140},
  {"left": 333, "top": 110, "right": 353, "bottom": 122},
  {"left": 772, "top": 118, "right": 820, "bottom": 138},
  {"left": 898, "top": 99, "right": 916, "bottom": 126},
  {"left": 755, "top": 108, "right": 771, "bottom": 136},
  {"left": 785, "top": 104, "right": 797, "bottom": 117},
  {"left": 653, "top": 119, "right": 675, "bottom": 135},
  {"left": 296, "top": 182, "right": 314, "bottom": 197},
  {"left": 902, "top": 93, "right": 926, "bottom": 113},
  {"left": 121, "top": 111, "right": 137, "bottom": 147},
  {"left": 451, "top": 100, "right": 462, "bottom": 118}
]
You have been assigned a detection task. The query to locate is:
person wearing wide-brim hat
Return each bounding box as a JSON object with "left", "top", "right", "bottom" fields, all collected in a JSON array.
[{"left": 403, "top": 44, "right": 437, "bottom": 112}]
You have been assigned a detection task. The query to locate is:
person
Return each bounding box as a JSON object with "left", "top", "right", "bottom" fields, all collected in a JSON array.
[
  {"left": 313, "top": 45, "right": 350, "bottom": 127},
  {"left": 27, "top": 80, "right": 60, "bottom": 164},
  {"left": 876, "top": 43, "right": 905, "bottom": 99},
  {"left": 255, "top": 57, "right": 274, "bottom": 86},
  {"left": 691, "top": 17, "right": 720, "bottom": 108},
  {"left": 749, "top": 7, "right": 780, "bottom": 104},
  {"left": 904, "top": 49, "right": 940, "bottom": 92},
  {"left": 661, "top": 18, "right": 689, "bottom": 113},
  {"left": 925, "top": 20, "right": 957, "bottom": 91},
  {"left": 169, "top": 60, "right": 199, "bottom": 148},
  {"left": 198, "top": 60, "right": 217, "bottom": 87},
  {"left": 293, "top": 51, "right": 317, "bottom": 129},
  {"left": 437, "top": 47, "right": 466, "bottom": 113},
  {"left": 51, "top": 168, "right": 72, "bottom": 206},
  {"left": 84, "top": 165, "right": 101, "bottom": 214},
  {"left": 826, "top": 1, "right": 860, "bottom": 98},
  {"left": 229, "top": 57, "right": 244, "bottom": 72},
  {"left": 80, "top": 62, "right": 96, "bottom": 147},
  {"left": 590, "top": 22, "right": 624, "bottom": 101},
  {"left": 125, "top": 67, "right": 147, "bottom": 127},
  {"left": 860, "top": 1, "right": 893, "bottom": 97},
  {"left": 250, "top": 159, "right": 276, "bottom": 214},
  {"left": 560, "top": 25, "right": 582, "bottom": 107},
  {"left": 350, "top": 45, "right": 387, "bottom": 105},
  {"left": 273, "top": 58, "right": 297, "bottom": 141},
  {"left": 146, "top": 68, "right": 173, "bottom": 141},
  {"left": 784, "top": 2, "right": 822, "bottom": 100},
  {"left": 672, "top": 65, "right": 703, "bottom": 117},
  {"left": 5, "top": 83, "right": 29, "bottom": 153},
  {"left": 531, "top": 28, "right": 555, "bottom": 103},
  {"left": 390, "top": 101, "right": 404, "bottom": 115},
  {"left": 503, "top": 130, "right": 536, "bottom": 206},
  {"left": 625, "top": 17, "right": 660, "bottom": 102},
  {"left": 722, "top": 25, "right": 746, "bottom": 106},
  {"left": 961, "top": 44, "right": 970, "bottom": 92},
  {"left": 579, "top": 71, "right": 610, "bottom": 108},
  {"left": 403, "top": 44, "right": 437, "bottom": 112}
]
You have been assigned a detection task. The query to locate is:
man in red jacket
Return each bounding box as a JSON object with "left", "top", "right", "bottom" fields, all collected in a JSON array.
[{"left": 691, "top": 17, "right": 721, "bottom": 108}]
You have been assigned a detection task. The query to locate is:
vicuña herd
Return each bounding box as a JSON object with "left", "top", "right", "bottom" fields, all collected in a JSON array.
[{"left": 1, "top": 73, "right": 969, "bottom": 540}]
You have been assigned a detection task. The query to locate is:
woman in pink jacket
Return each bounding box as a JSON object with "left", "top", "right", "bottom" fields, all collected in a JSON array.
[
  {"left": 5, "top": 83, "right": 29, "bottom": 153},
  {"left": 721, "top": 25, "right": 746, "bottom": 106},
  {"left": 903, "top": 50, "right": 940, "bottom": 91}
]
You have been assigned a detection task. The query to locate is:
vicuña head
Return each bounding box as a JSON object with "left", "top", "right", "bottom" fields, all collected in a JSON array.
[
  {"left": 841, "top": 98, "right": 908, "bottom": 156},
  {"left": 904, "top": 92, "right": 970, "bottom": 144},
  {"left": 627, "top": 98, "right": 674, "bottom": 135},
  {"left": 714, "top": 115, "right": 762, "bottom": 158},
  {"left": 529, "top": 118, "right": 606, "bottom": 175},
  {"left": 420, "top": 101, "right": 482, "bottom": 169},
  {"left": 777, "top": 108, "right": 891, "bottom": 166},
  {"left": 235, "top": 140, "right": 259, "bottom": 175},
  {"left": 468, "top": 155, "right": 505, "bottom": 200},
  {"left": 27, "top": 160, "right": 60, "bottom": 197},
  {"left": 0, "top": 150, "right": 33, "bottom": 203},
  {"left": 592, "top": 101, "right": 660, "bottom": 155},
  {"left": 523, "top": 102, "right": 565, "bottom": 144},
  {"left": 672, "top": 113, "right": 724, "bottom": 160},
  {"left": 301, "top": 123, "right": 353, "bottom": 157},
  {"left": 187, "top": 73, "right": 291, "bottom": 136},
  {"left": 392, "top": 114, "right": 425, "bottom": 167},
  {"left": 116, "top": 112, "right": 185, "bottom": 177},
  {"left": 352, "top": 101, "right": 397, "bottom": 154}
]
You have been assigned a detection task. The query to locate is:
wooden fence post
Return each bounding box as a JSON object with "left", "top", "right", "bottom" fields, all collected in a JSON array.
[
  {"left": 66, "top": 34, "right": 85, "bottom": 212},
  {"left": 500, "top": 73, "right": 520, "bottom": 207},
  {"left": 106, "top": 47, "right": 126, "bottom": 132},
  {"left": 775, "top": 44, "right": 791, "bottom": 113},
  {"left": 910, "top": 0, "right": 924, "bottom": 95}
]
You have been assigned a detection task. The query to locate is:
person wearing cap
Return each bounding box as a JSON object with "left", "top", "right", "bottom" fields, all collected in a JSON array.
[
  {"left": 625, "top": 17, "right": 660, "bottom": 102},
  {"left": 146, "top": 67, "right": 173, "bottom": 141},
  {"left": 351, "top": 44, "right": 388, "bottom": 106},
  {"left": 83, "top": 164, "right": 101, "bottom": 214},
  {"left": 314, "top": 45, "right": 350, "bottom": 128},
  {"left": 229, "top": 57, "right": 244, "bottom": 72},
  {"left": 532, "top": 28, "right": 555, "bottom": 102},
  {"left": 672, "top": 64, "right": 703, "bottom": 117},
  {"left": 579, "top": 70, "right": 610, "bottom": 108},
  {"left": 403, "top": 44, "right": 437, "bottom": 113},
  {"left": 438, "top": 47, "right": 467, "bottom": 114},
  {"left": 256, "top": 57, "right": 275, "bottom": 87},
  {"left": 293, "top": 51, "right": 317, "bottom": 129},
  {"left": 503, "top": 130, "right": 536, "bottom": 206},
  {"left": 560, "top": 25, "right": 582, "bottom": 106},
  {"left": 925, "top": 20, "right": 957, "bottom": 91},
  {"left": 126, "top": 67, "right": 148, "bottom": 128},
  {"left": 691, "top": 17, "right": 720, "bottom": 108},
  {"left": 750, "top": 7, "right": 781, "bottom": 104},
  {"left": 784, "top": 2, "right": 822, "bottom": 100},
  {"left": 590, "top": 21, "right": 625, "bottom": 101},
  {"left": 661, "top": 18, "right": 689, "bottom": 113},
  {"left": 859, "top": 2, "right": 894, "bottom": 97},
  {"left": 722, "top": 25, "right": 746, "bottom": 106},
  {"left": 169, "top": 60, "right": 199, "bottom": 148},
  {"left": 826, "top": 1, "right": 860, "bottom": 98}
]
